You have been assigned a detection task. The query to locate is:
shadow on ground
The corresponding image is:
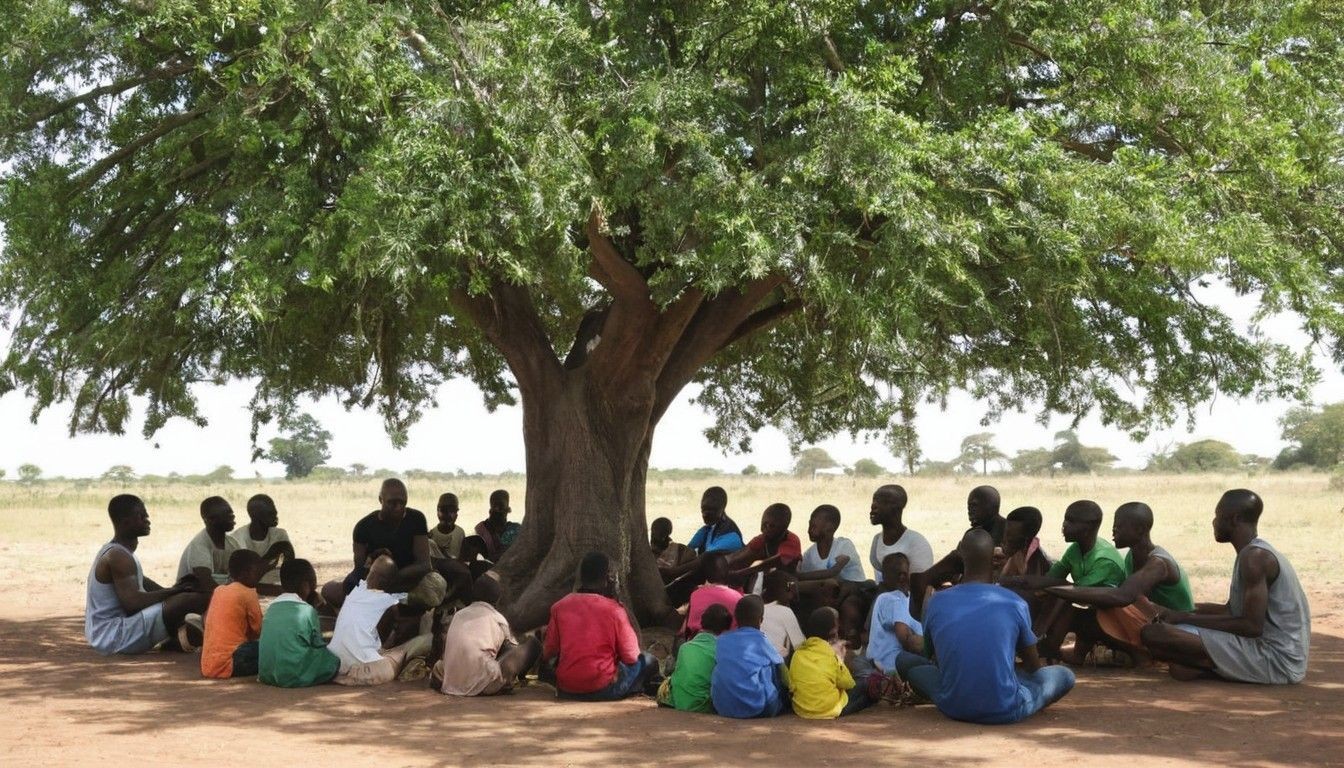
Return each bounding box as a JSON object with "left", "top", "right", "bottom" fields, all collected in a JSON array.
[{"left": 2, "top": 616, "right": 1341, "bottom": 766}]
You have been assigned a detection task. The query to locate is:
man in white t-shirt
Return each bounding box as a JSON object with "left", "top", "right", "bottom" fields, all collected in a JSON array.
[
  {"left": 328, "top": 555, "right": 432, "bottom": 686},
  {"left": 761, "top": 570, "right": 805, "bottom": 659},
  {"left": 177, "top": 496, "right": 241, "bottom": 588},
  {"left": 228, "top": 494, "right": 295, "bottom": 586},
  {"left": 868, "top": 484, "right": 934, "bottom": 575}
]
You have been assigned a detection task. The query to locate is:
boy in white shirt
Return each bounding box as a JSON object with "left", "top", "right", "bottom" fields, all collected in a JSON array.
[
  {"left": 329, "top": 555, "right": 432, "bottom": 685},
  {"left": 797, "top": 504, "right": 869, "bottom": 643},
  {"left": 761, "top": 569, "right": 805, "bottom": 659}
]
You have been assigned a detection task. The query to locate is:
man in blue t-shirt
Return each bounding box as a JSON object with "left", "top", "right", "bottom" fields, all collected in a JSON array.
[
  {"left": 895, "top": 529, "right": 1075, "bottom": 725},
  {"left": 666, "top": 486, "right": 746, "bottom": 606}
]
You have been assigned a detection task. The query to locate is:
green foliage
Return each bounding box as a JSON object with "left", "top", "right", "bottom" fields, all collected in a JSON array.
[
  {"left": 852, "top": 457, "right": 885, "bottom": 477},
  {"left": 794, "top": 446, "right": 840, "bottom": 478},
  {"left": 203, "top": 465, "right": 235, "bottom": 482},
  {"left": 264, "top": 413, "right": 332, "bottom": 479},
  {"left": 1148, "top": 439, "right": 1243, "bottom": 472},
  {"left": 741, "top": 464, "right": 760, "bottom": 476},
  {"left": 349, "top": 463, "right": 369, "bottom": 477},
  {"left": 1051, "top": 430, "right": 1118, "bottom": 474},
  {"left": 308, "top": 465, "right": 349, "bottom": 482},
  {"left": 1, "top": 1, "right": 1341, "bottom": 459},
  {"left": 16, "top": 464, "right": 41, "bottom": 483},
  {"left": 958, "top": 432, "right": 1006, "bottom": 475},
  {"left": 1010, "top": 447, "right": 1057, "bottom": 476},
  {"left": 101, "top": 464, "right": 135, "bottom": 483},
  {"left": 1275, "top": 403, "right": 1344, "bottom": 470}
]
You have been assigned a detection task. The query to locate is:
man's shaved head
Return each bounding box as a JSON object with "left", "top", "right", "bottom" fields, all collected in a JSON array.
[
  {"left": 876, "top": 484, "right": 908, "bottom": 511},
  {"left": 380, "top": 478, "right": 407, "bottom": 496},
  {"left": 967, "top": 485, "right": 1001, "bottom": 528},
  {"left": 1219, "top": 489, "right": 1263, "bottom": 524},
  {"left": 957, "top": 528, "right": 996, "bottom": 575},
  {"left": 366, "top": 554, "right": 398, "bottom": 590},
  {"left": 470, "top": 575, "right": 503, "bottom": 606},
  {"left": 1115, "top": 501, "right": 1154, "bottom": 531}
]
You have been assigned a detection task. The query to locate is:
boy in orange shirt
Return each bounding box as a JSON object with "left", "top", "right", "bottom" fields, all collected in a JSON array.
[{"left": 201, "top": 550, "right": 265, "bottom": 678}]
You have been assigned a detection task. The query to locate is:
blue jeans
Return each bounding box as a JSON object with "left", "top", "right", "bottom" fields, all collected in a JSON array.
[
  {"left": 896, "top": 651, "right": 1075, "bottom": 724},
  {"left": 560, "top": 652, "right": 657, "bottom": 701}
]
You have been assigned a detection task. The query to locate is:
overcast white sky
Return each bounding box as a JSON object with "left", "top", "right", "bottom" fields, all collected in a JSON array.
[{"left": 1, "top": 284, "right": 1339, "bottom": 479}]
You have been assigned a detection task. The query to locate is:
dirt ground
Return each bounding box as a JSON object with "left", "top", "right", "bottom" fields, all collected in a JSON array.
[{"left": 1, "top": 586, "right": 1341, "bottom": 766}]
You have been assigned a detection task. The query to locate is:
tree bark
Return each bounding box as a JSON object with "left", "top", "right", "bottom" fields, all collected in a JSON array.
[{"left": 491, "top": 368, "right": 671, "bottom": 631}]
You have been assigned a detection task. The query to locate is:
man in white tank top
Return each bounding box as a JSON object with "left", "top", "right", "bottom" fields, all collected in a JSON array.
[
  {"left": 86, "top": 494, "right": 212, "bottom": 654},
  {"left": 1140, "top": 489, "right": 1310, "bottom": 684}
]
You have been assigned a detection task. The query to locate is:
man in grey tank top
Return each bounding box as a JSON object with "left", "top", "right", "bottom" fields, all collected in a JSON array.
[
  {"left": 1141, "top": 489, "right": 1310, "bottom": 684},
  {"left": 86, "top": 494, "right": 212, "bottom": 654}
]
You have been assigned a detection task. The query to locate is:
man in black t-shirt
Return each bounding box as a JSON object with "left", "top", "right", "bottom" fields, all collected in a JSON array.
[{"left": 320, "top": 478, "right": 447, "bottom": 612}]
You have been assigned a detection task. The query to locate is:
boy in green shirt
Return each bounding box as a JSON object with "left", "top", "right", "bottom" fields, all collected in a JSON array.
[
  {"left": 658, "top": 603, "right": 732, "bottom": 713},
  {"left": 259, "top": 559, "right": 341, "bottom": 688},
  {"left": 1002, "top": 500, "right": 1127, "bottom": 660}
]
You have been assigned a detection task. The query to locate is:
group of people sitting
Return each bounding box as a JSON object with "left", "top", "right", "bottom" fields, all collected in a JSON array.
[{"left": 85, "top": 479, "right": 1311, "bottom": 727}]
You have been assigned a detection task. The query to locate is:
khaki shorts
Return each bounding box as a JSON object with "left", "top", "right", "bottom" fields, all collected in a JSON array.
[
  {"left": 406, "top": 572, "right": 448, "bottom": 610},
  {"left": 335, "top": 652, "right": 399, "bottom": 687}
]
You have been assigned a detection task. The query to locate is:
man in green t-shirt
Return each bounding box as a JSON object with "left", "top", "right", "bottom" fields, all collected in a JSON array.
[
  {"left": 658, "top": 603, "right": 732, "bottom": 713},
  {"left": 1002, "top": 500, "right": 1126, "bottom": 660},
  {"left": 259, "top": 559, "right": 341, "bottom": 688},
  {"left": 1044, "top": 502, "right": 1193, "bottom": 664}
]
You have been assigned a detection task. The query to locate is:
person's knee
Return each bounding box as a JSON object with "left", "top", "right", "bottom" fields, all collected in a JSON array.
[{"left": 1139, "top": 622, "right": 1167, "bottom": 648}]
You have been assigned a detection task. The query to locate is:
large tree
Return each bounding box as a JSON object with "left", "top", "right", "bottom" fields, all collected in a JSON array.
[{"left": 2, "top": 1, "right": 1342, "bottom": 627}]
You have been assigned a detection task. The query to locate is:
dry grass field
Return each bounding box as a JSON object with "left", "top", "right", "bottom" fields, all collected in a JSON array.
[{"left": 1, "top": 472, "right": 1341, "bottom": 766}]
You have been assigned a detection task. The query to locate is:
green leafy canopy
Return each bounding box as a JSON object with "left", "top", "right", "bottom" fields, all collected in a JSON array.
[{"left": 1, "top": 1, "right": 1342, "bottom": 450}]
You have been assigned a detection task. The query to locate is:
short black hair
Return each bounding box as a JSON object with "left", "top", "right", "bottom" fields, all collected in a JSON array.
[
  {"left": 279, "top": 559, "right": 316, "bottom": 591},
  {"left": 876, "top": 484, "right": 908, "bottom": 511},
  {"left": 1221, "top": 489, "right": 1264, "bottom": 524},
  {"left": 246, "top": 493, "right": 274, "bottom": 516},
  {"left": 811, "top": 504, "right": 841, "bottom": 528},
  {"left": 702, "top": 486, "right": 728, "bottom": 506},
  {"left": 489, "top": 489, "right": 509, "bottom": 507},
  {"left": 108, "top": 494, "right": 142, "bottom": 523},
  {"left": 651, "top": 517, "right": 672, "bottom": 534},
  {"left": 701, "top": 603, "right": 732, "bottom": 634},
  {"left": 763, "top": 502, "right": 792, "bottom": 527},
  {"left": 806, "top": 607, "right": 839, "bottom": 639},
  {"left": 734, "top": 594, "right": 765, "bottom": 626},
  {"left": 200, "top": 495, "right": 229, "bottom": 516},
  {"left": 578, "top": 551, "right": 610, "bottom": 586},
  {"left": 1006, "top": 506, "right": 1043, "bottom": 539},
  {"left": 228, "top": 549, "right": 263, "bottom": 579},
  {"left": 1065, "top": 499, "right": 1103, "bottom": 525},
  {"left": 438, "top": 492, "right": 458, "bottom": 507}
]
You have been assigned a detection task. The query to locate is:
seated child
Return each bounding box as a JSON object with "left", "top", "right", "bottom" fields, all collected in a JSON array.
[
  {"left": 791, "top": 607, "right": 871, "bottom": 718},
  {"left": 710, "top": 595, "right": 790, "bottom": 718},
  {"left": 652, "top": 517, "right": 696, "bottom": 585},
  {"left": 761, "top": 570, "right": 805, "bottom": 659},
  {"left": 328, "top": 555, "right": 432, "bottom": 686},
  {"left": 259, "top": 558, "right": 341, "bottom": 687},
  {"left": 796, "top": 504, "right": 870, "bottom": 643},
  {"left": 434, "top": 576, "right": 542, "bottom": 696},
  {"left": 865, "top": 552, "right": 924, "bottom": 673},
  {"left": 658, "top": 603, "right": 732, "bottom": 713},
  {"left": 683, "top": 553, "right": 743, "bottom": 639},
  {"left": 200, "top": 550, "right": 264, "bottom": 678}
]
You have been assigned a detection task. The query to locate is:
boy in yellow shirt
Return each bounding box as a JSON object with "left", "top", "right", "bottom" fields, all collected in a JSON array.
[{"left": 789, "top": 607, "right": 872, "bottom": 718}]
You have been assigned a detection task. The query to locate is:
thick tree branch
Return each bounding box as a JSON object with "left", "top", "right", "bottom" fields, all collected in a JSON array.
[
  {"left": 450, "top": 279, "right": 561, "bottom": 398},
  {"left": 71, "top": 107, "right": 210, "bottom": 194},
  {"left": 586, "top": 208, "right": 653, "bottom": 308},
  {"left": 721, "top": 298, "right": 802, "bottom": 351},
  {"left": 21, "top": 59, "right": 196, "bottom": 129}
]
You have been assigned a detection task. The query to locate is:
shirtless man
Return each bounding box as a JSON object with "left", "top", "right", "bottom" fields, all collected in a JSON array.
[
  {"left": 1141, "top": 489, "right": 1310, "bottom": 683},
  {"left": 651, "top": 517, "right": 696, "bottom": 584},
  {"left": 86, "top": 494, "right": 211, "bottom": 654},
  {"left": 1045, "top": 502, "right": 1193, "bottom": 663}
]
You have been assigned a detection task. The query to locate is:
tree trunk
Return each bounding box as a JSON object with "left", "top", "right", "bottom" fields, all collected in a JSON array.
[{"left": 491, "top": 372, "right": 671, "bottom": 631}]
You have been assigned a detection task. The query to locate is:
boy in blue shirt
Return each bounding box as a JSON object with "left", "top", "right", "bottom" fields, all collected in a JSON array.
[
  {"left": 896, "top": 529, "right": 1075, "bottom": 724},
  {"left": 710, "top": 595, "right": 790, "bottom": 718}
]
